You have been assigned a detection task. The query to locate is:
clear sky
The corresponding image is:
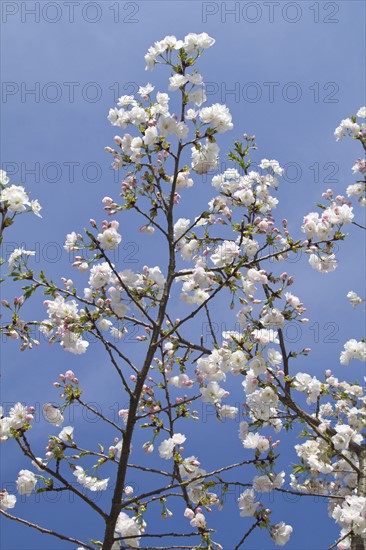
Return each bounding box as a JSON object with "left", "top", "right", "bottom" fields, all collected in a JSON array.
[{"left": 1, "top": 1, "right": 366, "bottom": 549}]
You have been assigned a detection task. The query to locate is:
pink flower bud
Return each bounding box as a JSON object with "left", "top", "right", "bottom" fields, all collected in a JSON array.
[{"left": 184, "top": 508, "right": 195, "bottom": 519}]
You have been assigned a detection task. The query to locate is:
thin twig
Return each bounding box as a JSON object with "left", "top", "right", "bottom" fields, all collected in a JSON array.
[{"left": 0, "top": 510, "right": 95, "bottom": 550}]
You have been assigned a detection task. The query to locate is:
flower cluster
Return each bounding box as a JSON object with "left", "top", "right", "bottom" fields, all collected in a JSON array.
[{"left": 0, "top": 170, "right": 42, "bottom": 218}]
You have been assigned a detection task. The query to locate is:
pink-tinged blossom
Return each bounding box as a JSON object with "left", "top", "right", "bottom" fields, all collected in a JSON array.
[
  {"left": 200, "top": 381, "right": 228, "bottom": 403},
  {"left": 143, "top": 126, "right": 158, "bottom": 146},
  {"left": 97, "top": 225, "right": 122, "bottom": 251},
  {"left": 309, "top": 253, "right": 337, "bottom": 273},
  {"left": 60, "top": 330, "right": 89, "bottom": 355},
  {"left": 158, "top": 434, "right": 186, "bottom": 459},
  {"left": 58, "top": 426, "right": 74, "bottom": 442},
  {"left": 89, "top": 262, "right": 113, "bottom": 289},
  {"left": 16, "top": 470, "right": 37, "bottom": 496},
  {"left": 252, "top": 329, "right": 279, "bottom": 346},
  {"left": 229, "top": 350, "right": 247, "bottom": 373},
  {"left": 211, "top": 241, "right": 240, "bottom": 267},
  {"left": 0, "top": 490, "right": 16, "bottom": 510},
  {"left": 43, "top": 404, "right": 64, "bottom": 427},
  {"left": 246, "top": 387, "right": 279, "bottom": 421},
  {"left": 247, "top": 268, "right": 268, "bottom": 284},
  {"left": 115, "top": 511, "right": 146, "bottom": 548},
  {"left": 253, "top": 471, "right": 285, "bottom": 492},
  {"left": 267, "top": 348, "right": 282, "bottom": 366},
  {"left": 8, "top": 402, "right": 32, "bottom": 430},
  {"left": 238, "top": 488, "right": 259, "bottom": 517},
  {"left": 190, "top": 512, "right": 206, "bottom": 528},
  {"left": 346, "top": 183, "right": 364, "bottom": 198},
  {"left": 64, "top": 232, "right": 78, "bottom": 251},
  {"left": 138, "top": 83, "right": 154, "bottom": 99},
  {"left": 271, "top": 522, "right": 293, "bottom": 546},
  {"left": 241, "top": 237, "right": 259, "bottom": 257},
  {"left": 219, "top": 405, "right": 238, "bottom": 419},
  {"left": 174, "top": 218, "right": 190, "bottom": 241},
  {"left": 340, "top": 339, "right": 366, "bottom": 365},
  {"left": 261, "top": 308, "right": 285, "bottom": 329}
]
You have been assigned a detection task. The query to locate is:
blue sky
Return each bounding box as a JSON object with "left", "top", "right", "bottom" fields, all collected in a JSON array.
[{"left": 1, "top": 1, "right": 366, "bottom": 549}]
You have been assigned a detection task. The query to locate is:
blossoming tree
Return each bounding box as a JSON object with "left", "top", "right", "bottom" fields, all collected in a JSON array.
[{"left": 1, "top": 33, "right": 365, "bottom": 550}]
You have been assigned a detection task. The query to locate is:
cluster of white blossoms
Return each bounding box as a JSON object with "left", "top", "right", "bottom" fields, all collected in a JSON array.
[
  {"left": 179, "top": 456, "right": 219, "bottom": 506},
  {"left": 115, "top": 511, "right": 147, "bottom": 548},
  {"left": 73, "top": 466, "right": 109, "bottom": 492},
  {"left": 332, "top": 495, "right": 366, "bottom": 542},
  {"left": 3, "top": 31, "right": 366, "bottom": 550},
  {"left": 334, "top": 106, "right": 366, "bottom": 141},
  {"left": 106, "top": 32, "right": 234, "bottom": 183},
  {"left": 177, "top": 260, "right": 215, "bottom": 306},
  {"left": 0, "top": 403, "right": 34, "bottom": 442},
  {"left": 302, "top": 202, "right": 354, "bottom": 274},
  {"left": 334, "top": 107, "right": 366, "bottom": 208},
  {"left": 191, "top": 140, "right": 220, "bottom": 174},
  {"left": 41, "top": 295, "right": 90, "bottom": 355},
  {"left": 211, "top": 165, "right": 281, "bottom": 216},
  {"left": 302, "top": 204, "right": 354, "bottom": 240},
  {"left": 39, "top": 252, "right": 170, "bottom": 351},
  {"left": 158, "top": 433, "right": 186, "bottom": 459},
  {"left": 7, "top": 248, "right": 35, "bottom": 273},
  {"left": 339, "top": 339, "right": 366, "bottom": 365},
  {"left": 0, "top": 170, "right": 41, "bottom": 217},
  {"left": 144, "top": 32, "right": 215, "bottom": 71}
]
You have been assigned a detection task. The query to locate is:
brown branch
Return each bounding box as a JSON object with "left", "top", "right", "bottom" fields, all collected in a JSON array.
[
  {"left": 234, "top": 519, "right": 261, "bottom": 550},
  {"left": 0, "top": 510, "right": 95, "bottom": 550}
]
